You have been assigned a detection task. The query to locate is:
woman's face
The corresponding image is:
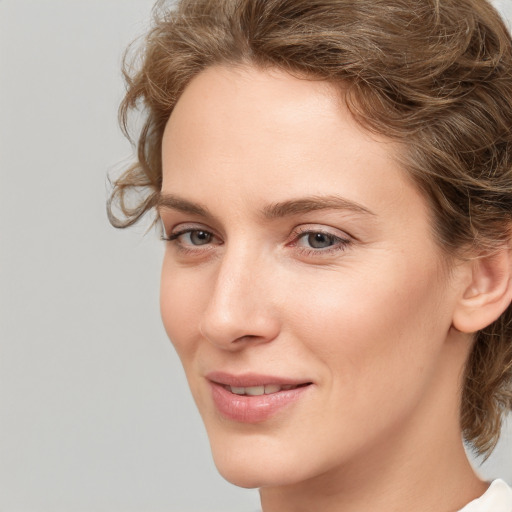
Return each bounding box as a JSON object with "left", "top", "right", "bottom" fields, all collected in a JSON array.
[{"left": 159, "top": 65, "right": 466, "bottom": 488}]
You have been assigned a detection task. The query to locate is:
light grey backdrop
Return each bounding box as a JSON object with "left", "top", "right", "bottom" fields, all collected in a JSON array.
[{"left": 0, "top": 1, "right": 510, "bottom": 511}]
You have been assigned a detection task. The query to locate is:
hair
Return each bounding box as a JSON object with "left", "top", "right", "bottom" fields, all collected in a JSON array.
[{"left": 108, "top": 0, "right": 512, "bottom": 457}]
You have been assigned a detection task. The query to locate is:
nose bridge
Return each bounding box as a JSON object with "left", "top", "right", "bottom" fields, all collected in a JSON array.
[{"left": 199, "top": 241, "right": 279, "bottom": 348}]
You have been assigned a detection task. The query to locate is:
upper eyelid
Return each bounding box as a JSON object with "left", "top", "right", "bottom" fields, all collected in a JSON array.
[
  {"left": 163, "top": 221, "right": 219, "bottom": 237},
  {"left": 294, "top": 231, "right": 347, "bottom": 242},
  {"left": 293, "top": 226, "right": 345, "bottom": 235},
  {"left": 291, "top": 224, "right": 352, "bottom": 240},
  {"left": 168, "top": 227, "right": 220, "bottom": 243},
  {"left": 291, "top": 231, "right": 350, "bottom": 249}
]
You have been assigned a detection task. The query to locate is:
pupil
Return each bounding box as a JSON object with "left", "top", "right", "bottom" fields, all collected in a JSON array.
[
  {"left": 191, "top": 231, "right": 210, "bottom": 245},
  {"left": 308, "top": 233, "right": 332, "bottom": 249}
]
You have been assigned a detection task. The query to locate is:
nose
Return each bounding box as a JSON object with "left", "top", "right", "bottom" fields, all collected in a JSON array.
[{"left": 198, "top": 246, "right": 280, "bottom": 350}]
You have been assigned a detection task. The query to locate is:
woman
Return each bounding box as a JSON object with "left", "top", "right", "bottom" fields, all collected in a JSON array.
[{"left": 109, "top": 0, "right": 512, "bottom": 510}]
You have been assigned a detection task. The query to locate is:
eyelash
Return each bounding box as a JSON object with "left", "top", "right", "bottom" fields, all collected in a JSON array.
[
  {"left": 289, "top": 227, "right": 351, "bottom": 256},
  {"left": 161, "top": 228, "right": 221, "bottom": 256},
  {"left": 161, "top": 226, "right": 351, "bottom": 257}
]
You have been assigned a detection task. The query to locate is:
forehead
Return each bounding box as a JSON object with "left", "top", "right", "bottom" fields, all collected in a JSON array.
[
  {"left": 171, "top": 64, "right": 342, "bottom": 122},
  {"left": 162, "top": 65, "right": 403, "bottom": 199},
  {"left": 165, "top": 64, "right": 378, "bottom": 144}
]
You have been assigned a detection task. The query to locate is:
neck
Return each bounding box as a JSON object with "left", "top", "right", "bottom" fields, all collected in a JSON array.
[
  {"left": 260, "top": 424, "right": 484, "bottom": 512},
  {"left": 260, "top": 331, "right": 487, "bottom": 512}
]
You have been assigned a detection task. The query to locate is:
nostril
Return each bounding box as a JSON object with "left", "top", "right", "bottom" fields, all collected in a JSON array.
[
  {"left": 199, "top": 293, "right": 281, "bottom": 349},
  {"left": 234, "top": 334, "right": 259, "bottom": 343}
]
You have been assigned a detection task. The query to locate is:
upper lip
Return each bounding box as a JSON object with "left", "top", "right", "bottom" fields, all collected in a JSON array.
[{"left": 206, "top": 371, "right": 311, "bottom": 387}]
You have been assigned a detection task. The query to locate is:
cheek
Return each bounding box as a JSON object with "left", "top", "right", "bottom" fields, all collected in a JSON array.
[
  {"left": 159, "top": 262, "right": 205, "bottom": 362},
  {"left": 285, "top": 257, "right": 450, "bottom": 399}
]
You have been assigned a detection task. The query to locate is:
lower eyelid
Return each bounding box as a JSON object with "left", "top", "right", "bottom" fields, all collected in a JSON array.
[
  {"left": 295, "top": 242, "right": 350, "bottom": 258},
  {"left": 297, "top": 237, "right": 349, "bottom": 248},
  {"left": 170, "top": 228, "right": 215, "bottom": 241}
]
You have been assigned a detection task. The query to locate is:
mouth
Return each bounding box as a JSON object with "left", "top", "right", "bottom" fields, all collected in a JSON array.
[
  {"left": 222, "top": 382, "right": 311, "bottom": 396},
  {"left": 206, "top": 372, "right": 313, "bottom": 423}
]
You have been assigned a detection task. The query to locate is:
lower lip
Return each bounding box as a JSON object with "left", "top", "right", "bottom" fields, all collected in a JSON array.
[{"left": 210, "top": 382, "right": 311, "bottom": 423}]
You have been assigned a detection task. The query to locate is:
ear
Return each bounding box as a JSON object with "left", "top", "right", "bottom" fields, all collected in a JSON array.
[{"left": 452, "top": 247, "right": 512, "bottom": 333}]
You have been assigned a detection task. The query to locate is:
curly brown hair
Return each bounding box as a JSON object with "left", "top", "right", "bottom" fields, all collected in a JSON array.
[{"left": 108, "top": 0, "right": 512, "bottom": 457}]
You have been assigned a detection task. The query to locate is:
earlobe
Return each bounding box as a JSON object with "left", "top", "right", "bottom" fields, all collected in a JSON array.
[{"left": 452, "top": 247, "right": 512, "bottom": 334}]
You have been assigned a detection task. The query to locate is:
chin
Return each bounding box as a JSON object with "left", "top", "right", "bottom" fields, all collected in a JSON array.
[
  {"left": 213, "top": 456, "right": 305, "bottom": 489},
  {"left": 215, "top": 463, "right": 266, "bottom": 489},
  {"left": 207, "top": 430, "right": 321, "bottom": 489}
]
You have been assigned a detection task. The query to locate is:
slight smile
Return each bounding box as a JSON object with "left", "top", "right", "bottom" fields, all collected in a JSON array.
[{"left": 206, "top": 372, "right": 313, "bottom": 423}]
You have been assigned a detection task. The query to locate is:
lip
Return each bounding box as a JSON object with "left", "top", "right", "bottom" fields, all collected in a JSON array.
[
  {"left": 206, "top": 371, "right": 313, "bottom": 423},
  {"left": 206, "top": 371, "right": 310, "bottom": 388}
]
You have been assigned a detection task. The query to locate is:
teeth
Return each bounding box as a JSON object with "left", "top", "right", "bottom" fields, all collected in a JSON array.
[
  {"left": 227, "top": 384, "right": 298, "bottom": 395},
  {"left": 245, "top": 386, "right": 265, "bottom": 396},
  {"left": 264, "top": 384, "right": 281, "bottom": 394}
]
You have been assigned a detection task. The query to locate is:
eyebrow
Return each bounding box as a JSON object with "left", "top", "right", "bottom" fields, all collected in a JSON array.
[
  {"left": 157, "top": 193, "right": 212, "bottom": 218},
  {"left": 156, "top": 193, "right": 375, "bottom": 219},
  {"left": 262, "top": 195, "right": 376, "bottom": 219}
]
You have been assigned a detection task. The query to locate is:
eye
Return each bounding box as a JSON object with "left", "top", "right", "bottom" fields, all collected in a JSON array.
[
  {"left": 161, "top": 224, "right": 222, "bottom": 254},
  {"left": 178, "top": 230, "right": 213, "bottom": 246},
  {"left": 167, "top": 228, "right": 216, "bottom": 246},
  {"left": 300, "top": 232, "right": 338, "bottom": 249},
  {"left": 289, "top": 226, "right": 351, "bottom": 256}
]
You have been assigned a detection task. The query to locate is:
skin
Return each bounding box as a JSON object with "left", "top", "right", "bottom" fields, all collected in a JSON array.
[{"left": 158, "top": 65, "right": 489, "bottom": 512}]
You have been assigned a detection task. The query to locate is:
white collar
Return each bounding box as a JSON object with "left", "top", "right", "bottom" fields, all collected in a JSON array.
[{"left": 458, "top": 480, "right": 512, "bottom": 512}]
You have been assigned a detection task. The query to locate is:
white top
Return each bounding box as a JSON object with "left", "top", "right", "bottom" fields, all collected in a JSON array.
[
  {"left": 255, "top": 480, "right": 512, "bottom": 512},
  {"left": 458, "top": 480, "right": 512, "bottom": 512}
]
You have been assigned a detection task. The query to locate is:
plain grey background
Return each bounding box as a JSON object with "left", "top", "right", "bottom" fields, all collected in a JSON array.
[{"left": 0, "top": 1, "right": 510, "bottom": 511}]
